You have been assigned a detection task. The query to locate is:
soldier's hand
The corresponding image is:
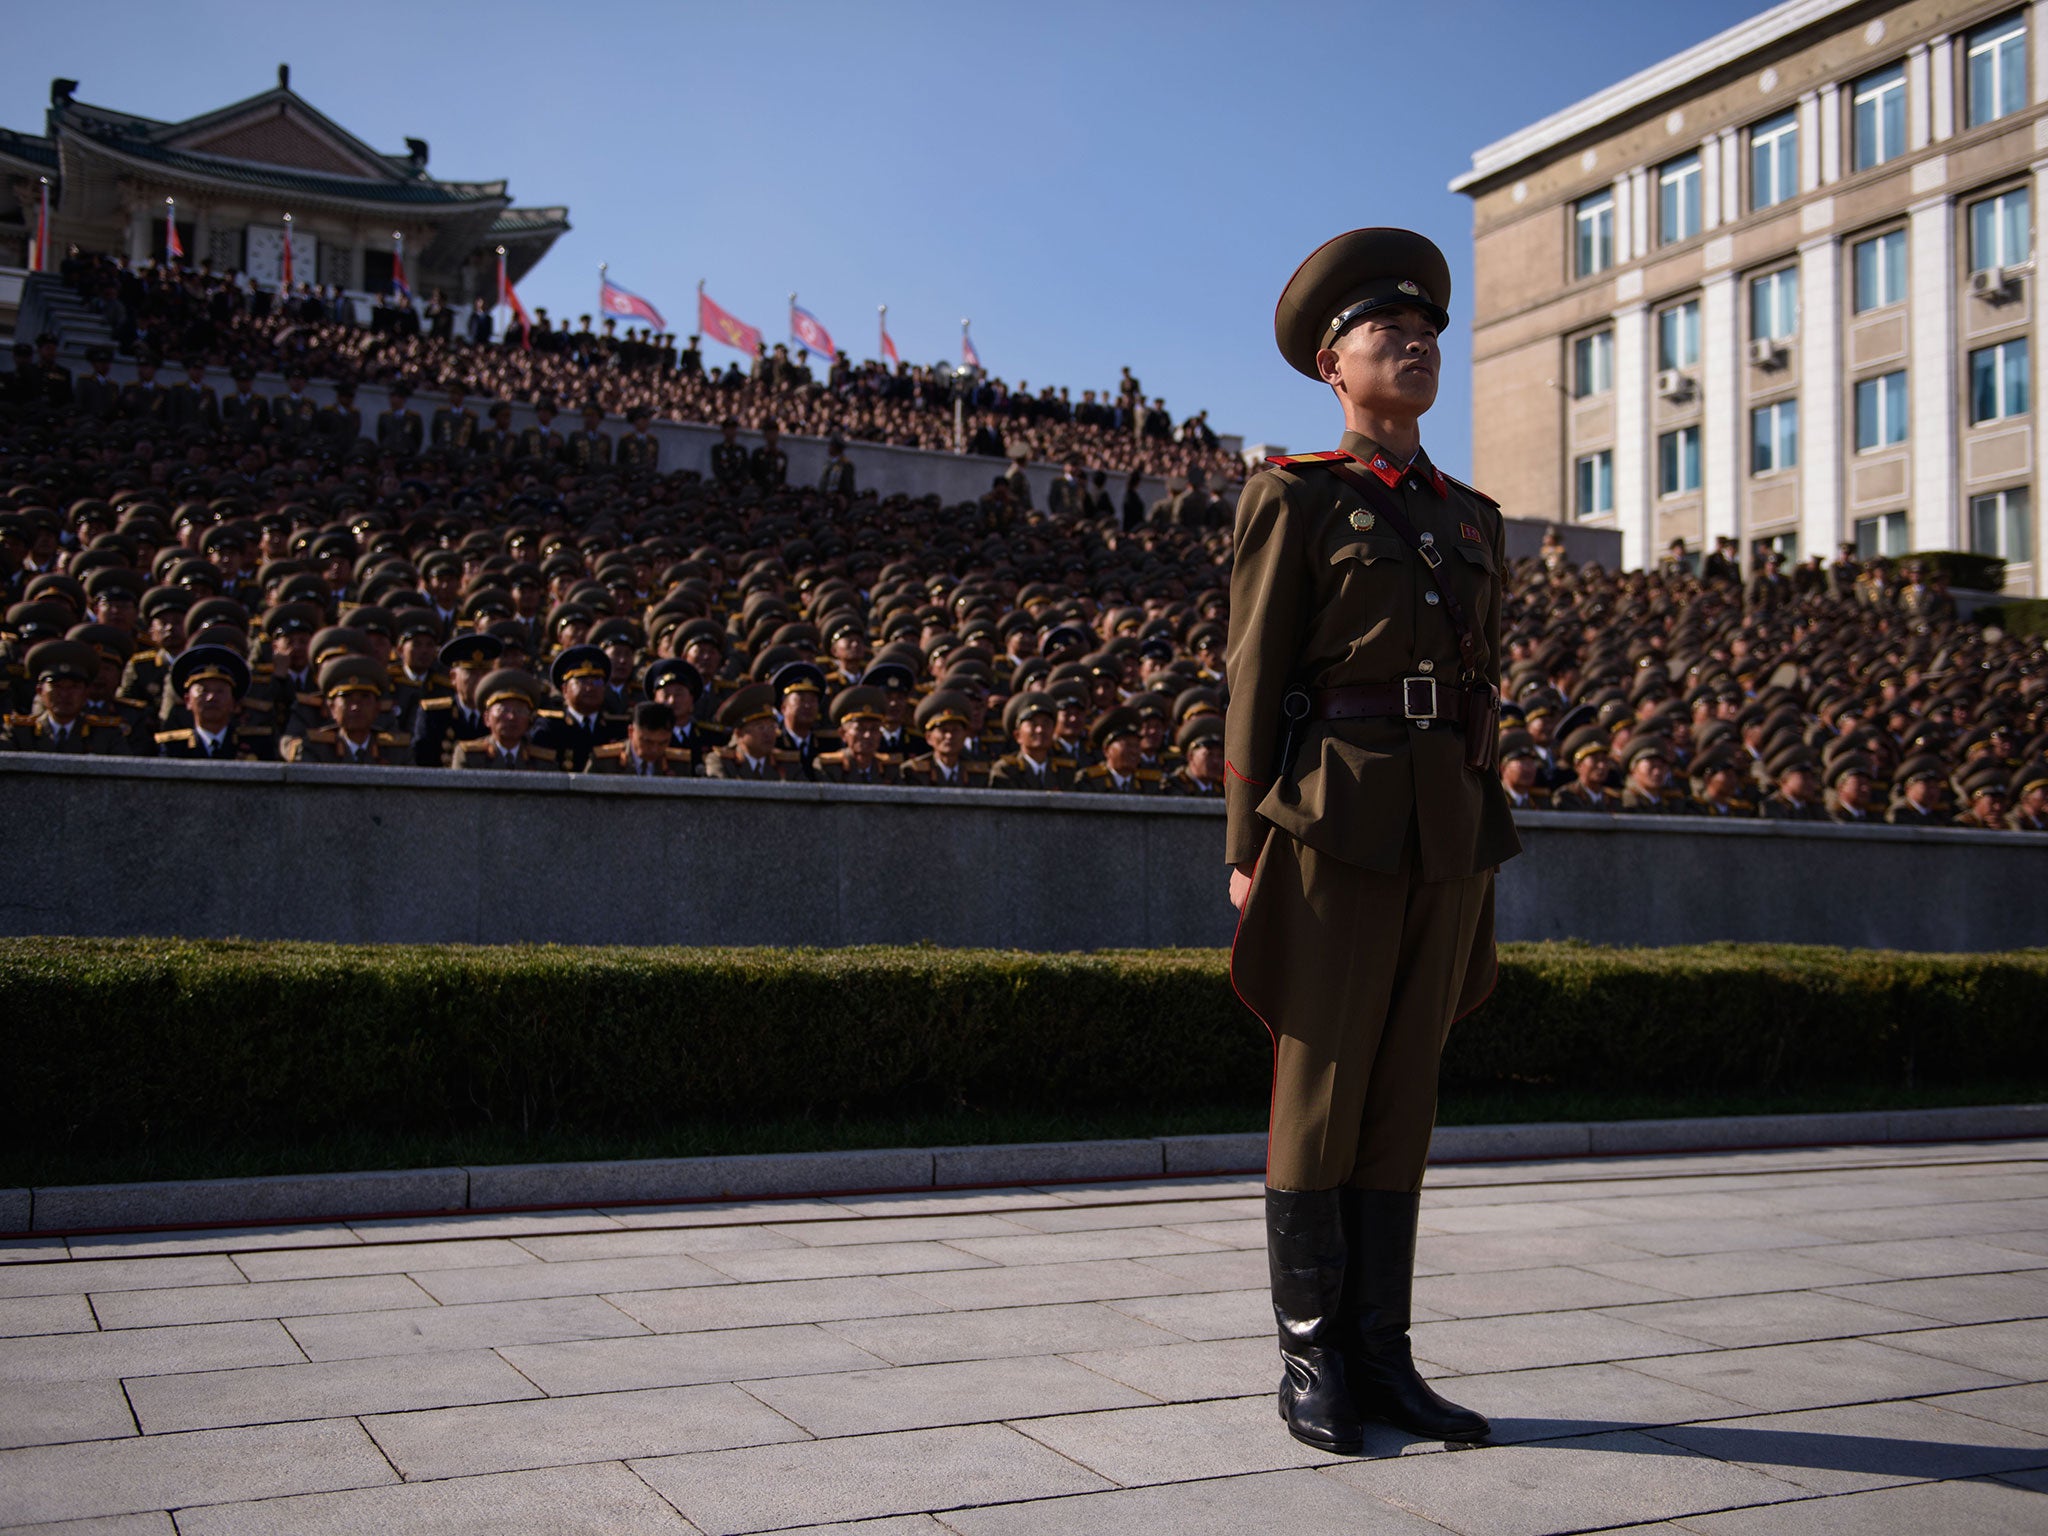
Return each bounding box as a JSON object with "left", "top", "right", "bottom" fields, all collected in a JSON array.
[{"left": 1228, "top": 866, "right": 1253, "bottom": 912}]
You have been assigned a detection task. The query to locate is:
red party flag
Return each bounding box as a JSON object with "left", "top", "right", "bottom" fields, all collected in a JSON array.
[
  {"left": 498, "top": 248, "right": 532, "bottom": 349},
  {"left": 165, "top": 202, "right": 183, "bottom": 261},
  {"left": 880, "top": 307, "right": 899, "bottom": 366},
  {"left": 280, "top": 218, "right": 294, "bottom": 288},
  {"left": 699, "top": 288, "right": 762, "bottom": 355}
]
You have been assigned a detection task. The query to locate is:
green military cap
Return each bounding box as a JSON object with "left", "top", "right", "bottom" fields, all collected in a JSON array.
[
  {"left": 914, "top": 689, "right": 974, "bottom": 732},
  {"left": 68, "top": 622, "right": 133, "bottom": 665},
  {"left": 309, "top": 626, "right": 368, "bottom": 665},
  {"left": 1690, "top": 746, "right": 1744, "bottom": 779},
  {"left": 170, "top": 644, "right": 251, "bottom": 700},
  {"left": 476, "top": 668, "right": 539, "bottom": 711},
  {"left": 676, "top": 617, "right": 728, "bottom": 653},
  {"left": 1089, "top": 706, "right": 1145, "bottom": 754},
  {"left": 1560, "top": 725, "right": 1611, "bottom": 765},
  {"left": 1001, "top": 690, "right": 1059, "bottom": 735},
  {"left": 346, "top": 605, "right": 399, "bottom": 641},
  {"left": 589, "top": 616, "right": 645, "bottom": 649},
  {"left": 1624, "top": 736, "right": 1673, "bottom": 769},
  {"left": 83, "top": 567, "right": 146, "bottom": 602},
  {"left": 830, "top": 685, "right": 889, "bottom": 726},
  {"left": 141, "top": 584, "right": 194, "bottom": 620},
  {"left": 318, "top": 654, "right": 388, "bottom": 698},
  {"left": 264, "top": 600, "right": 324, "bottom": 636},
  {"left": 1826, "top": 754, "right": 1880, "bottom": 788},
  {"left": 4, "top": 600, "right": 76, "bottom": 643},
  {"left": 1497, "top": 728, "right": 1542, "bottom": 763},
  {"left": 1274, "top": 227, "right": 1453, "bottom": 379},
  {"left": 716, "top": 681, "right": 778, "bottom": 729},
  {"left": 1175, "top": 711, "right": 1224, "bottom": 753},
  {"left": 24, "top": 639, "right": 100, "bottom": 684},
  {"left": 2009, "top": 760, "right": 2048, "bottom": 797}
]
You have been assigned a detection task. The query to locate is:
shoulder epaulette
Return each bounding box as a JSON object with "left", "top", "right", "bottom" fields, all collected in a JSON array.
[
  {"left": 528, "top": 746, "right": 557, "bottom": 762},
  {"left": 5, "top": 714, "right": 33, "bottom": 728},
  {"left": 1082, "top": 763, "right": 1110, "bottom": 779},
  {"left": 593, "top": 742, "right": 627, "bottom": 757},
  {"left": 87, "top": 715, "right": 124, "bottom": 729},
  {"left": 1137, "top": 768, "right": 1164, "bottom": 782},
  {"left": 240, "top": 723, "right": 272, "bottom": 737},
  {"left": 1264, "top": 450, "right": 1348, "bottom": 470},
  {"left": 155, "top": 729, "right": 193, "bottom": 744},
  {"left": 1051, "top": 756, "right": 1077, "bottom": 769},
  {"left": 603, "top": 713, "right": 630, "bottom": 724},
  {"left": 1440, "top": 471, "right": 1500, "bottom": 508},
  {"left": 377, "top": 732, "right": 409, "bottom": 746},
  {"left": 420, "top": 696, "right": 453, "bottom": 711},
  {"left": 304, "top": 727, "right": 338, "bottom": 743},
  {"left": 537, "top": 708, "right": 566, "bottom": 720},
  {"left": 772, "top": 749, "right": 802, "bottom": 763},
  {"left": 815, "top": 750, "right": 847, "bottom": 765},
  {"left": 296, "top": 691, "right": 322, "bottom": 705}
]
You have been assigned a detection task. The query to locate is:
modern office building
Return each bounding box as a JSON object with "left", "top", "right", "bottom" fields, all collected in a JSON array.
[{"left": 1453, "top": 0, "right": 2047, "bottom": 591}]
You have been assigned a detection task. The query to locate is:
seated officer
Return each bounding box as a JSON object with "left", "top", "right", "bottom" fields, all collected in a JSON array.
[
  {"left": 1163, "top": 710, "right": 1225, "bottom": 796},
  {"left": 899, "top": 689, "right": 989, "bottom": 788},
  {"left": 814, "top": 685, "right": 900, "bottom": 785},
  {"left": 644, "top": 657, "right": 725, "bottom": 774},
  {"left": 706, "top": 682, "right": 803, "bottom": 780},
  {"left": 452, "top": 669, "right": 559, "bottom": 771},
  {"left": 1497, "top": 729, "right": 1549, "bottom": 811},
  {"left": 587, "top": 701, "right": 681, "bottom": 776},
  {"left": 859, "top": 658, "right": 917, "bottom": 760},
  {"left": 412, "top": 632, "right": 501, "bottom": 767},
  {"left": 533, "top": 644, "right": 627, "bottom": 772},
  {"left": 2009, "top": 762, "right": 2048, "bottom": 831},
  {"left": 1618, "top": 737, "right": 1691, "bottom": 814},
  {"left": 1887, "top": 754, "right": 1950, "bottom": 825},
  {"left": 281, "top": 656, "right": 411, "bottom": 764},
  {"left": 1758, "top": 750, "right": 1827, "bottom": 820},
  {"left": 1689, "top": 748, "right": 1751, "bottom": 816},
  {"left": 1953, "top": 772, "right": 2010, "bottom": 830},
  {"left": 389, "top": 609, "right": 449, "bottom": 733},
  {"left": 155, "top": 646, "right": 272, "bottom": 760},
  {"left": 1075, "top": 706, "right": 1162, "bottom": 793},
  {"left": 989, "top": 691, "right": 1076, "bottom": 790},
  {"left": 1826, "top": 756, "right": 1884, "bottom": 824},
  {"left": 1550, "top": 726, "right": 1622, "bottom": 812},
  {"left": 6, "top": 640, "right": 131, "bottom": 753},
  {"left": 772, "top": 659, "right": 835, "bottom": 775}
]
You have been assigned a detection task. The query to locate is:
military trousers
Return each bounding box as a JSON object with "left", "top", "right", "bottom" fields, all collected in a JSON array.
[{"left": 1231, "top": 822, "right": 1495, "bottom": 1193}]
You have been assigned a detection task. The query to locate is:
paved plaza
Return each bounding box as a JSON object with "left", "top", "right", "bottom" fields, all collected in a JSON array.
[{"left": 0, "top": 1139, "right": 2044, "bottom": 1533}]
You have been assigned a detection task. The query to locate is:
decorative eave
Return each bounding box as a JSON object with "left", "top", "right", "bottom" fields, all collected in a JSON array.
[{"left": 1449, "top": 0, "right": 1862, "bottom": 195}]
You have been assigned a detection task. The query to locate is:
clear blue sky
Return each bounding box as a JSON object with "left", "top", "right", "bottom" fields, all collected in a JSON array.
[{"left": 7, "top": 0, "right": 1765, "bottom": 477}]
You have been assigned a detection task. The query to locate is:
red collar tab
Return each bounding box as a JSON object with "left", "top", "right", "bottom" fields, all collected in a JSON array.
[
  {"left": 1459, "top": 521, "right": 1482, "bottom": 543},
  {"left": 1362, "top": 453, "right": 1402, "bottom": 488},
  {"left": 1429, "top": 468, "right": 1450, "bottom": 498}
]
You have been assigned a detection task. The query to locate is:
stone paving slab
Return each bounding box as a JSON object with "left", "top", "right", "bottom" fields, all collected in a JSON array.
[{"left": 0, "top": 1137, "right": 2043, "bottom": 1534}]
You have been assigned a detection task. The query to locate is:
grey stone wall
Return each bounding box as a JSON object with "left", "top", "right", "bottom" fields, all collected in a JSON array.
[{"left": 1, "top": 757, "right": 2039, "bottom": 951}]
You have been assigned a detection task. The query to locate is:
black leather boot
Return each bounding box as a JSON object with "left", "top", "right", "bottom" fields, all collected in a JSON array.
[
  {"left": 1340, "top": 1188, "right": 1490, "bottom": 1441},
  {"left": 1266, "top": 1187, "right": 1366, "bottom": 1453}
]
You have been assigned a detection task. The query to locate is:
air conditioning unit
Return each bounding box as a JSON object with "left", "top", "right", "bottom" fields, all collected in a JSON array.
[
  {"left": 1655, "top": 369, "right": 1693, "bottom": 400},
  {"left": 1748, "top": 338, "right": 1786, "bottom": 369},
  {"left": 1969, "top": 266, "right": 2013, "bottom": 302}
]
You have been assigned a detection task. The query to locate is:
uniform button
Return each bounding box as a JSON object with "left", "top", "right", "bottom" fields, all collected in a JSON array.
[
  {"left": 1417, "top": 660, "right": 1435, "bottom": 674},
  {"left": 1425, "top": 590, "right": 1441, "bottom": 606}
]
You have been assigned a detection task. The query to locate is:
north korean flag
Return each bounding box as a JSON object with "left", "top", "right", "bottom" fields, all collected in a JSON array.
[
  {"left": 790, "top": 302, "right": 836, "bottom": 361},
  {"left": 601, "top": 276, "right": 668, "bottom": 331},
  {"left": 961, "top": 327, "right": 982, "bottom": 371}
]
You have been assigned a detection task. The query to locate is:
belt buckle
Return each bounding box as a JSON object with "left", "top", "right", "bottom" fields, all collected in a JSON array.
[{"left": 1402, "top": 676, "right": 1439, "bottom": 720}]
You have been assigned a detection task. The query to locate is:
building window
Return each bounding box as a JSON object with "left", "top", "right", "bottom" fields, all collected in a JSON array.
[
  {"left": 1967, "top": 14, "right": 2028, "bottom": 128},
  {"left": 1753, "top": 531, "right": 1800, "bottom": 564},
  {"left": 1852, "top": 64, "right": 1907, "bottom": 171},
  {"left": 1752, "top": 399, "right": 1799, "bottom": 473},
  {"left": 1750, "top": 269, "right": 1799, "bottom": 341},
  {"left": 1571, "top": 330, "right": 1614, "bottom": 397},
  {"left": 1658, "top": 426, "right": 1701, "bottom": 495},
  {"left": 1853, "top": 371, "right": 1908, "bottom": 450},
  {"left": 1659, "top": 153, "right": 1702, "bottom": 244},
  {"left": 1968, "top": 187, "right": 2032, "bottom": 272},
  {"left": 1575, "top": 191, "right": 1615, "bottom": 278},
  {"left": 1971, "top": 487, "right": 2032, "bottom": 561},
  {"left": 1574, "top": 450, "right": 1614, "bottom": 518},
  {"left": 1657, "top": 301, "right": 1700, "bottom": 370},
  {"left": 1854, "top": 511, "right": 1909, "bottom": 558},
  {"left": 1970, "top": 338, "right": 2031, "bottom": 422},
  {"left": 1852, "top": 229, "right": 1907, "bottom": 312},
  {"left": 1750, "top": 111, "right": 1799, "bottom": 210}
]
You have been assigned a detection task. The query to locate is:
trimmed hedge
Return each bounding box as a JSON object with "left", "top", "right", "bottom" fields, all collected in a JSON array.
[
  {"left": 1905, "top": 549, "right": 2006, "bottom": 591},
  {"left": 1981, "top": 597, "right": 2048, "bottom": 640},
  {"left": 4, "top": 939, "right": 2046, "bottom": 1151}
]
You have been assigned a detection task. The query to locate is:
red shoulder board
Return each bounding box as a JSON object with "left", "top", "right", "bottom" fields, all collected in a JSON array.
[
  {"left": 1264, "top": 451, "right": 1348, "bottom": 470},
  {"left": 1440, "top": 472, "right": 1500, "bottom": 508}
]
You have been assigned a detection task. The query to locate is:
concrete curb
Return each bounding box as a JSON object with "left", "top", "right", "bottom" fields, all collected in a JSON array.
[{"left": 9, "top": 1104, "right": 2045, "bottom": 1237}]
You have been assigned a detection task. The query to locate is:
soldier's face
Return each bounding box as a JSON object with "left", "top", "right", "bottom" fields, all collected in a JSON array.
[
  {"left": 654, "top": 682, "right": 695, "bottom": 721},
  {"left": 630, "top": 726, "right": 669, "bottom": 762},
  {"left": 1188, "top": 741, "right": 1221, "bottom": 779},
  {"left": 926, "top": 720, "right": 964, "bottom": 760},
  {"left": 1320, "top": 307, "right": 1440, "bottom": 418},
  {"left": 150, "top": 614, "right": 187, "bottom": 650},
  {"left": 426, "top": 570, "right": 460, "bottom": 606},
  {"left": 186, "top": 676, "right": 235, "bottom": 731},
  {"left": 451, "top": 661, "right": 485, "bottom": 704},
  {"left": 841, "top": 717, "right": 880, "bottom": 758},
  {"left": 1104, "top": 735, "right": 1142, "bottom": 774},
  {"left": 331, "top": 689, "right": 378, "bottom": 735},
  {"left": 1630, "top": 758, "right": 1668, "bottom": 792},
  {"left": 1014, "top": 714, "right": 1052, "bottom": 757},
  {"left": 564, "top": 676, "right": 607, "bottom": 714},
  {"left": 93, "top": 594, "right": 138, "bottom": 633},
  {"left": 1502, "top": 756, "right": 1539, "bottom": 791},
  {"left": 782, "top": 691, "right": 818, "bottom": 732},
  {"left": 487, "top": 698, "right": 532, "bottom": 745},
  {"left": 1837, "top": 772, "right": 1871, "bottom": 807},
  {"left": 40, "top": 677, "right": 85, "bottom": 722},
  {"left": 401, "top": 635, "right": 437, "bottom": 673}
]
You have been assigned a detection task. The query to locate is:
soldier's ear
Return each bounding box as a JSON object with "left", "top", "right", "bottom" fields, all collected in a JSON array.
[{"left": 1314, "top": 347, "right": 1343, "bottom": 389}]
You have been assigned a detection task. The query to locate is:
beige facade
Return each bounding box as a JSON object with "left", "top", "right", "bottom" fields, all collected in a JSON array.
[{"left": 1455, "top": 0, "right": 2048, "bottom": 592}]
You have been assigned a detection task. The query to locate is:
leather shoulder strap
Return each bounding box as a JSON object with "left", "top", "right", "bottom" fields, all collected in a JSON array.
[{"left": 1325, "top": 456, "right": 1484, "bottom": 683}]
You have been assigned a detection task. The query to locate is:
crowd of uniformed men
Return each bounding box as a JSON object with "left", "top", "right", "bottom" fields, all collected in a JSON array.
[{"left": 3, "top": 318, "right": 2046, "bottom": 829}]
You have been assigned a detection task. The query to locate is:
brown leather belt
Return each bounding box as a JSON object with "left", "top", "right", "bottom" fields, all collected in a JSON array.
[{"left": 1311, "top": 678, "right": 1474, "bottom": 727}]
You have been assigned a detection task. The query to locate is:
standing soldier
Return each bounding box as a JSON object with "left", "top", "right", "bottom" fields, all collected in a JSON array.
[
  {"left": 710, "top": 418, "right": 750, "bottom": 490},
  {"left": 167, "top": 358, "right": 219, "bottom": 433},
  {"left": 520, "top": 396, "right": 565, "bottom": 463},
  {"left": 1225, "top": 230, "right": 1514, "bottom": 1451},
  {"left": 818, "top": 437, "right": 856, "bottom": 499},
  {"left": 272, "top": 367, "right": 319, "bottom": 444},
  {"left": 75, "top": 346, "right": 121, "bottom": 420},
  {"left": 320, "top": 379, "right": 362, "bottom": 455},
  {"left": 220, "top": 365, "right": 270, "bottom": 442},
  {"left": 376, "top": 382, "right": 424, "bottom": 455},
  {"left": 430, "top": 380, "right": 478, "bottom": 455},
  {"left": 482, "top": 401, "right": 521, "bottom": 462},
  {"left": 617, "top": 405, "right": 661, "bottom": 470},
  {"left": 120, "top": 352, "right": 170, "bottom": 426},
  {"left": 567, "top": 401, "right": 612, "bottom": 469},
  {"left": 751, "top": 419, "right": 788, "bottom": 490}
]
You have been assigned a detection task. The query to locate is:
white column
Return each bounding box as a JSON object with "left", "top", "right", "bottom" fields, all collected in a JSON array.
[
  {"left": 1908, "top": 45, "right": 1932, "bottom": 151},
  {"left": 2037, "top": 1, "right": 2048, "bottom": 104},
  {"left": 1719, "top": 128, "right": 1740, "bottom": 220},
  {"left": 1798, "top": 93, "right": 1821, "bottom": 192},
  {"left": 2035, "top": 160, "right": 2048, "bottom": 593},
  {"left": 1702, "top": 135, "right": 1722, "bottom": 230},
  {"left": 1908, "top": 195, "right": 1959, "bottom": 550},
  {"left": 1612, "top": 175, "right": 1632, "bottom": 264},
  {"left": 1798, "top": 236, "right": 1843, "bottom": 565},
  {"left": 1614, "top": 303, "right": 1653, "bottom": 571},
  {"left": 1630, "top": 167, "right": 1651, "bottom": 257},
  {"left": 1819, "top": 84, "right": 1842, "bottom": 182},
  {"left": 1702, "top": 271, "right": 1743, "bottom": 550},
  {"left": 1931, "top": 36, "right": 1955, "bottom": 140},
  {"left": 125, "top": 205, "right": 148, "bottom": 265}
]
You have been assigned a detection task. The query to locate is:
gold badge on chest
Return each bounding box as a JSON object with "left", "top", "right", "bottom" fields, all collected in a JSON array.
[{"left": 1348, "top": 509, "right": 1375, "bottom": 532}]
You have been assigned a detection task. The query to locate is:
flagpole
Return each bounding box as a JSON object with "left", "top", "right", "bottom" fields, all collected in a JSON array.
[
  {"left": 281, "top": 212, "right": 293, "bottom": 292},
  {"left": 879, "top": 304, "right": 886, "bottom": 364},
  {"left": 164, "top": 197, "right": 176, "bottom": 265},
  {"left": 34, "top": 177, "right": 48, "bottom": 273}
]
